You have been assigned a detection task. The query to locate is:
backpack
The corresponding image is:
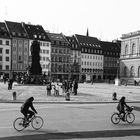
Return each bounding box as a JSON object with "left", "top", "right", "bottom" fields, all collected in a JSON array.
[{"left": 117, "top": 102, "right": 122, "bottom": 112}]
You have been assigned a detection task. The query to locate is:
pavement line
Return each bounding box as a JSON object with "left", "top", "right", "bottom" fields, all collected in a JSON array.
[{"left": 0, "top": 126, "right": 13, "bottom": 129}]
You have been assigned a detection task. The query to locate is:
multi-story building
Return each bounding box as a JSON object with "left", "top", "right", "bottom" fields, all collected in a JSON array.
[
  {"left": 46, "top": 32, "right": 71, "bottom": 81},
  {"left": 66, "top": 35, "right": 81, "bottom": 81},
  {"left": 100, "top": 41, "right": 121, "bottom": 81},
  {"left": 23, "top": 23, "right": 51, "bottom": 75},
  {"left": 74, "top": 34, "right": 103, "bottom": 82},
  {"left": 0, "top": 22, "right": 11, "bottom": 78},
  {"left": 5, "top": 21, "right": 29, "bottom": 78},
  {"left": 120, "top": 31, "right": 140, "bottom": 83}
]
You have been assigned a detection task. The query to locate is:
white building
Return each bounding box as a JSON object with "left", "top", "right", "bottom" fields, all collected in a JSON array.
[{"left": 0, "top": 22, "right": 11, "bottom": 78}]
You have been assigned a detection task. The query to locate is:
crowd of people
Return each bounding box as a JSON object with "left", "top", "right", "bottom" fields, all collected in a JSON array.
[{"left": 46, "top": 80, "right": 78, "bottom": 97}]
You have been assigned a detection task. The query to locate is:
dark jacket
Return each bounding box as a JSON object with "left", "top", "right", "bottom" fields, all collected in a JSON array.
[{"left": 21, "top": 98, "right": 37, "bottom": 113}]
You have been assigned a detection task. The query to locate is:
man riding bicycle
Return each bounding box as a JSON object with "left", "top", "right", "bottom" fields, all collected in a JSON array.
[
  {"left": 21, "top": 97, "right": 37, "bottom": 122},
  {"left": 117, "top": 96, "right": 130, "bottom": 121}
]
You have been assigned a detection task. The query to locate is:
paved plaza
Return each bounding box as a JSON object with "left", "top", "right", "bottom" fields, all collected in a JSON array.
[{"left": 0, "top": 82, "right": 140, "bottom": 102}]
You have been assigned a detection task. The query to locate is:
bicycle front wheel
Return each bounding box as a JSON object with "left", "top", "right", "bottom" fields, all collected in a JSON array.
[
  {"left": 111, "top": 113, "right": 120, "bottom": 124},
  {"left": 13, "top": 117, "right": 25, "bottom": 131},
  {"left": 31, "top": 116, "right": 44, "bottom": 130},
  {"left": 126, "top": 113, "right": 135, "bottom": 124}
]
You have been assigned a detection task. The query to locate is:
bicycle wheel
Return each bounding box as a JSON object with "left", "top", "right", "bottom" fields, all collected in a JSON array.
[
  {"left": 13, "top": 117, "right": 25, "bottom": 131},
  {"left": 111, "top": 113, "right": 120, "bottom": 124},
  {"left": 31, "top": 116, "right": 44, "bottom": 130},
  {"left": 126, "top": 113, "right": 135, "bottom": 124}
]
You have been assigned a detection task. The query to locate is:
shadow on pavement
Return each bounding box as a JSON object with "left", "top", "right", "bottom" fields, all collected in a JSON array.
[{"left": 0, "top": 129, "right": 140, "bottom": 140}]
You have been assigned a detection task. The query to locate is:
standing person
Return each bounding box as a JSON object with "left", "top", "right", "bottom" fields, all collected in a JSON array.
[
  {"left": 46, "top": 82, "right": 52, "bottom": 96},
  {"left": 73, "top": 80, "right": 78, "bottom": 95},
  {"left": 117, "top": 96, "right": 130, "bottom": 121},
  {"left": 20, "top": 97, "right": 37, "bottom": 121}
]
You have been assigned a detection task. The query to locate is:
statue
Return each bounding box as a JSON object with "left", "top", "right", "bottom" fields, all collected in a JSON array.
[{"left": 30, "top": 40, "right": 42, "bottom": 75}]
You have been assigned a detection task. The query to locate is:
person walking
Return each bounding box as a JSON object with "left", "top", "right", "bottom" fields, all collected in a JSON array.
[
  {"left": 73, "top": 80, "right": 78, "bottom": 95},
  {"left": 46, "top": 82, "right": 52, "bottom": 96}
]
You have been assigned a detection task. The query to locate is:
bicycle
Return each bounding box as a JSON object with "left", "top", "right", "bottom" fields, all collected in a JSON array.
[
  {"left": 13, "top": 114, "right": 44, "bottom": 131},
  {"left": 111, "top": 106, "right": 135, "bottom": 124}
]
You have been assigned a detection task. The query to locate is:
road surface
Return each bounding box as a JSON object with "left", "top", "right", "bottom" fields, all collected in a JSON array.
[{"left": 0, "top": 103, "right": 140, "bottom": 140}]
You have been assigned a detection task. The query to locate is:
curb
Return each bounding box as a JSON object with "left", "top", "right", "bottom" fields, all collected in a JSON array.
[{"left": 1, "top": 100, "right": 140, "bottom": 104}]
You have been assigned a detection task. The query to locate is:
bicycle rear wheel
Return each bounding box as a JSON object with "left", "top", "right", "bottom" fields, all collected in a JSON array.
[
  {"left": 126, "top": 113, "right": 135, "bottom": 124},
  {"left": 31, "top": 116, "right": 44, "bottom": 130},
  {"left": 111, "top": 113, "right": 120, "bottom": 124},
  {"left": 13, "top": 117, "right": 25, "bottom": 131}
]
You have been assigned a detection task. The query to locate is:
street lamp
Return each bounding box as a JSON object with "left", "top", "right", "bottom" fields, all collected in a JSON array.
[{"left": 115, "top": 59, "right": 120, "bottom": 86}]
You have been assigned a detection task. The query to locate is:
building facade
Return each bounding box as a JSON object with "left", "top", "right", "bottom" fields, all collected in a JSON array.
[
  {"left": 5, "top": 21, "right": 29, "bottom": 78},
  {"left": 100, "top": 41, "right": 121, "bottom": 81},
  {"left": 46, "top": 33, "right": 71, "bottom": 82},
  {"left": 120, "top": 31, "right": 140, "bottom": 82},
  {"left": 66, "top": 35, "right": 81, "bottom": 81},
  {"left": 0, "top": 22, "right": 11, "bottom": 78},
  {"left": 75, "top": 34, "right": 103, "bottom": 82}
]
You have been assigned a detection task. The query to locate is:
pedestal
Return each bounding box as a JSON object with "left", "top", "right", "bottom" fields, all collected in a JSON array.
[{"left": 115, "top": 78, "right": 120, "bottom": 86}]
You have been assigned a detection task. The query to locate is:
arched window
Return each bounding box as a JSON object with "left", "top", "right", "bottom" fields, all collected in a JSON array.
[
  {"left": 132, "top": 43, "right": 136, "bottom": 55},
  {"left": 138, "top": 66, "right": 140, "bottom": 77},
  {"left": 130, "top": 66, "right": 135, "bottom": 77},
  {"left": 125, "top": 45, "right": 128, "bottom": 56}
]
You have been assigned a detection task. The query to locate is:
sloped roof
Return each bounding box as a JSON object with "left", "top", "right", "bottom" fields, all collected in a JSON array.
[
  {"left": 66, "top": 35, "right": 81, "bottom": 50},
  {"left": 0, "top": 22, "right": 10, "bottom": 38},
  {"left": 24, "top": 23, "right": 50, "bottom": 41},
  {"left": 5, "top": 21, "right": 28, "bottom": 38},
  {"left": 46, "top": 32, "right": 67, "bottom": 42},
  {"left": 75, "top": 34, "right": 100, "bottom": 48},
  {"left": 100, "top": 41, "right": 121, "bottom": 52}
]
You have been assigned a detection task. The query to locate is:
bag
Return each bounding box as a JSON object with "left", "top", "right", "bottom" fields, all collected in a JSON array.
[{"left": 117, "top": 102, "right": 122, "bottom": 112}]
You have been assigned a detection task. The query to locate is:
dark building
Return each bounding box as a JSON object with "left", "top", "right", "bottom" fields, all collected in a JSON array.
[{"left": 100, "top": 41, "right": 121, "bottom": 81}]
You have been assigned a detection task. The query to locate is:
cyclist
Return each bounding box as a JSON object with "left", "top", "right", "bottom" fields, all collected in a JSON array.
[
  {"left": 21, "top": 97, "right": 37, "bottom": 122},
  {"left": 117, "top": 96, "right": 130, "bottom": 121}
]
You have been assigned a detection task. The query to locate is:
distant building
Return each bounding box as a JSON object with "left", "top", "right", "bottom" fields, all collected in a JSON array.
[
  {"left": 100, "top": 41, "right": 121, "bottom": 81},
  {"left": 5, "top": 21, "right": 29, "bottom": 78},
  {"left": 120, "top": 31, "right": 140, "bottom": 82},
  {"left": 23, "top": 23, "right": 51, "bottom": 75},
  {"left": 0, "top": 22, "right": 11, "bottom": 78},
  {"left": 66, "top": 35, "right": 81, "bottom": 81},
  {"left": 74, "top": 34, "right": 103, "bottom": 82},
  {"left": 46, "top": 32, "right": 71, "bottom": 81}
]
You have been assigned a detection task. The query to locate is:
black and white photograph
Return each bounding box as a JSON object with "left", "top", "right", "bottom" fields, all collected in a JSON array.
[{"left": 0, "top": 0, "right": 140, "bottom": 139}]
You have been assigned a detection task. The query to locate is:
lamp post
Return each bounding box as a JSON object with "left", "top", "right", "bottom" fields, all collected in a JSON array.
[{"left": 115, "top": 59, "right": 120, "bottom": 86}]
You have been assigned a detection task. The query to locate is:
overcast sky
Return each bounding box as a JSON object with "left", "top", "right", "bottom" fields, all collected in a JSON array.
[{"left": 0, "top": 0, "right": 140, "bottom": 41}]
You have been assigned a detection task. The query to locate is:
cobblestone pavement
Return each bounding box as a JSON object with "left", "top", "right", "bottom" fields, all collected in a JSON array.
[{"left": 0, "top": 82, "right": 140, "bottom": 102}]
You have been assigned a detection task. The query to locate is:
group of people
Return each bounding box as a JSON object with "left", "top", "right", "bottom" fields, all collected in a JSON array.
[{"left": 46, "top": 80, "right": 78, "bottom": 96}]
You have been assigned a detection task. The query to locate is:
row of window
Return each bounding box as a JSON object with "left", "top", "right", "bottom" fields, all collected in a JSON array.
[
  {"left": 82, "top": 48, "right": 102, "bottom": 54},
  {"left": 0, "top": 56, "right": 9, "bottom": 61},
  {"left": 0, "top": 48, "right": 10, "bottom": 54},
  {"left": 82, "top": 55, "right": 103, "bottom": 60},
  {"left": 40, "top": 57, "right": 49, "bottom": 61},
  {"left": 51, "top": 56, "right": 70, "bottom": 63},
  {"left": 82, "top": 61, "right": 103, "bottom": 67},
  {"left": 40, "top": 42, "right": 50, "bottom": 47},
  {"left": 123, "top": 66, "right": 140, "bottom": 77},
  {"left": 52, "top": 48, "right": 71, "bottom": 54},
  {"left": 81, "top": 68, "right": 103, "bottom": 73},
  {"left": 0, "top": 65, "right": 9, "bottom": 70},
  {"left": 124, "top": 43, "right": 136, "bottom": 56},
  {"left": 0, "top": 40, "right": 10, "bottom": 45},
  {"left": 40, "top": 49, "right": 49, "bottom": 54}
]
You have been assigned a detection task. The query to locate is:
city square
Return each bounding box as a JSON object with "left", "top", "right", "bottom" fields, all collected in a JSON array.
[{"left": 0, "top": 82, "right": 140, "bottom": 140}]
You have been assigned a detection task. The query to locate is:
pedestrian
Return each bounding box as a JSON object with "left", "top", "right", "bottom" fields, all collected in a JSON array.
[
  {"left": 46, "top": 82, "right": 52, "bottom": 96},
  {"left": 73, "top": 80, "right": 78, "bottom": 95}
]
